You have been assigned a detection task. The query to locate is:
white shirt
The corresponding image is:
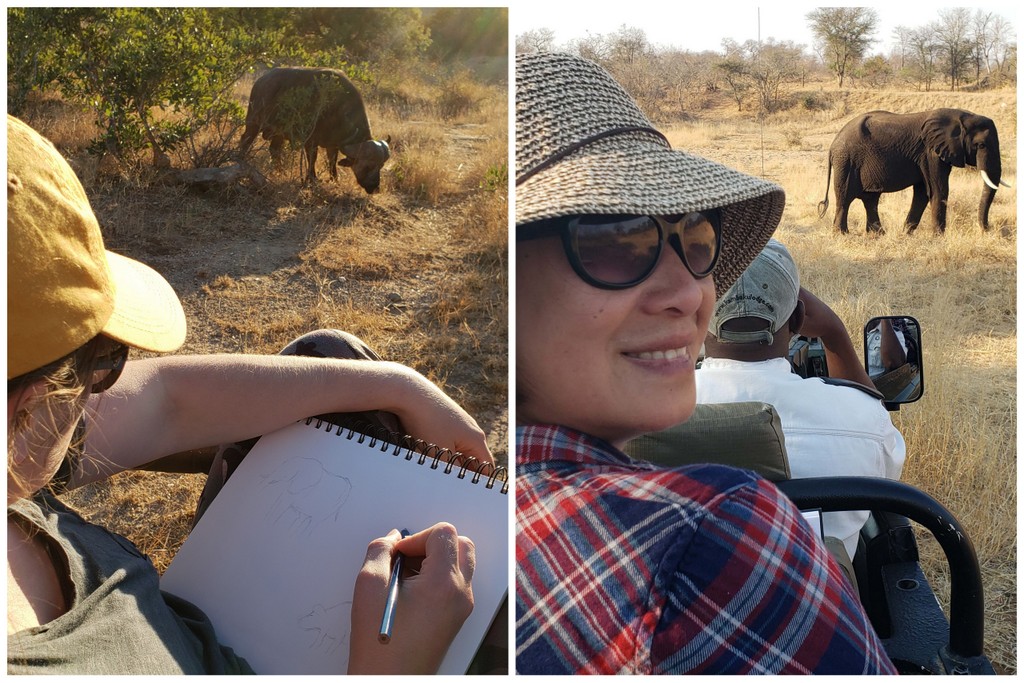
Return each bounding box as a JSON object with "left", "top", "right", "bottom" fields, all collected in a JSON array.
[{"left": 695, "top": 356, "right": 907, "bottom": 560}]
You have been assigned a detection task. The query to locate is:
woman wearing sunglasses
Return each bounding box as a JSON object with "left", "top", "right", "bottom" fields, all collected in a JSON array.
[
  {"left": 514, "top": 53, "right": 895, "bottom": 674},
  {"left": 6, "top": 114, "right": 486, "bottom": 674}
]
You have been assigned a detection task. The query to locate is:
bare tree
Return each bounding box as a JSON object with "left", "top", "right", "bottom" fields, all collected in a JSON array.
[
  {"left": 807, "top": 7, "right": 879, "bottom": 87},
  {"left": 749, "top": 39, "right": 805, "bottom": 113},
  {"left": 659, "top": 49, "right": 714, "bottom": 116},
  {"left": 566, "top": 32, "right": 612, "bottom": 64},
  {"left": 971, "top": 10, "right": 995, "bottom": 80},
  {"left": 609, "top": 25, "right": 650, "bottom": 66},
  {"left": 987, "top": 15, "right": 1016, "bottom": 83},
  {"left": 935, "top": 8, "right": 972, "bottom": 90},
  {"left": 906, "top": 24, "right": 941, "bottom": 91},
  {"left": 970, "top": 9, "right": 1016, "bottom": 84},
  {"left": 716, "top": 40, "right": 751, "bottom": 111},
  {"left": 604, "top": 28, "right": 662, "bottom": 116},
  {"left": 891, "top": 26, "right": 913, "bottom": 70},
  {"left": 515, "top": 27, "right": 556, "bottom": 55}
]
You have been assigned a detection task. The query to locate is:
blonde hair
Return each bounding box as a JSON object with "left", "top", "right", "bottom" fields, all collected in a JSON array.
[{"left": 8, "top": 336, "right": 108, "bottom": 493}]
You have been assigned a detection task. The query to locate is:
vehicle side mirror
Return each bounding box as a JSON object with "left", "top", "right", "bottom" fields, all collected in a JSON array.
[{"left": 863, "top": 316, "right": 923, "bottom": 410}]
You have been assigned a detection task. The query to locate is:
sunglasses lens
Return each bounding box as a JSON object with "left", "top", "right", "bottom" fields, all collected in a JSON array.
[
  {"left": 679, "top": 212, "right": 719, "bottom": 276},
  {"left": 569, "top": 216, "right": 661, "bottom": 286},
  {"left": 90, "top": 343, "right": 128, "bottom": 393}
]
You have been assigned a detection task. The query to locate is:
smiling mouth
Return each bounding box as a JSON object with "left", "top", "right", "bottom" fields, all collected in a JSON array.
[{"left": 625, "top": 347, "right": 691, "bottom": 361}]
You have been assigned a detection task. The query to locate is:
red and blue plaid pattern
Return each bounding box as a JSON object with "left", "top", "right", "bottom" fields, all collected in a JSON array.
[{"left": 515, "top": 424, "right": 896, "bottom": 675}]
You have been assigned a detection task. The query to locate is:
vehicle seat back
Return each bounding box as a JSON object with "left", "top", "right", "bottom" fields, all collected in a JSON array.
[
  {"left": 623, "top": 401, "right": 791, "bottom": 481},
  {"left": 624, "top": 401, "right": 858, "bottom": 593}
]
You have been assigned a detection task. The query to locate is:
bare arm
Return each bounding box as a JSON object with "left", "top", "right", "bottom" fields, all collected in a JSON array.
[
  {"left": 796, "top": 288, "right": 874, "bottom": 387},
  {"left": 76, "top": 354, "right": 491, "bottom": 486},
  {"left": 877, "top": 319, "right": 908, "bottom": 371}
]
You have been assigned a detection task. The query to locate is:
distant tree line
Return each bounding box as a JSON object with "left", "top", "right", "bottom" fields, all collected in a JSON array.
[
  {"left": 516, "top": 8, "right": 1014, "bottom": 118},
  {"left": 7, "top": 7, "right": 507, "bottom": 165},
  {"left": 810, "top": 7, "right": 1015, "bottom": 91}
]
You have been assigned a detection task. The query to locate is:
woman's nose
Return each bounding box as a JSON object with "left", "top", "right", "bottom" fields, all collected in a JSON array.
[{"left": 640, "top": 241, "right": 711, "bottom": 316}]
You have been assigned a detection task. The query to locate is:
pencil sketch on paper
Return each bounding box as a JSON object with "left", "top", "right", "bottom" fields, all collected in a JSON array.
[
  {"left": 259, "top": 456, "right": 353, "bottom": 535},
  {"left": 297, "top": 600, "right": 350, "bottom": 654}
]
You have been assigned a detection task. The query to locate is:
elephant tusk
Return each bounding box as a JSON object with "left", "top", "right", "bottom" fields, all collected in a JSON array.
[
  {"left": 1000, "top": 179, "right": 1012, "bottom": 188},
  {"left": 979, "top": 170, "right": 1000, "bottom": 191}
]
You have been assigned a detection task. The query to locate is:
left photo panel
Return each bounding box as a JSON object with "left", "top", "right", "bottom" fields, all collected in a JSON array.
[{"left": 7, "top": 7, "right": 509, "bottom": 675}]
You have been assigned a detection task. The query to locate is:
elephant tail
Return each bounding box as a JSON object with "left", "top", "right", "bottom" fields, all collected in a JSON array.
[{"left": 817, "top": 151, "right": 832, "bottom": 219}]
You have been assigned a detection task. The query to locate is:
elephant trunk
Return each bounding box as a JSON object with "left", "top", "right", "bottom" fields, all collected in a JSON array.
[
  {"left": 976, "top": 150, "right": 1001, "bottom": 231},
  {"left": 978, "top": 184, "right": 997, "bottom": 231}
]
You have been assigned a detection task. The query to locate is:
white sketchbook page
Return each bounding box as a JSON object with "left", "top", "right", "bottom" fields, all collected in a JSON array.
[{"left": 160, "top": 420, "right": 508, "bottom": 675}]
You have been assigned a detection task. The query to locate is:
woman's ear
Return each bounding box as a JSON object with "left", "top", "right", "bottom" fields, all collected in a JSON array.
[
  {"left": 8, "top": 381, "right": 47, "bottom": 465},
  {"left": 8, "top": 380, "right": 53, "bottom": 430}
]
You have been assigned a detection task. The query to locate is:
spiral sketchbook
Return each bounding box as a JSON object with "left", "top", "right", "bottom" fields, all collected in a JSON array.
[{"left": 160, "top": 417, "right": 508, "bottom": 675}]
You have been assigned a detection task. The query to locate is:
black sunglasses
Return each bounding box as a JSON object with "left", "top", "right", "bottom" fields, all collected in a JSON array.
[
  {"left": 7, "top": 337, "right": 129, "bottom": 396},
  {"left": 90, "top": 340, "right": 129, "bottom": 393},
  {"left": 517, "top": 211, "right": 722, "bottom": 289}
]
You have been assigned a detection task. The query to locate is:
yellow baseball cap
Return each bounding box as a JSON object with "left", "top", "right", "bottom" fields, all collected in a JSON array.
[{"left": 7, "top": 114, "right": 186, "bottom": 379}]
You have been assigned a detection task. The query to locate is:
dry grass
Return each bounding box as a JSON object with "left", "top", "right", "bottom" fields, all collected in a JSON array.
[
  {"left": 15, "top": 59, "right": 1015, "bottom": 671},
  {"left": 21, "top": 61, "right": 508, "bottom": 584},
  {"left": 665, "top": 82, "right": 1017, "bottom": 673}
]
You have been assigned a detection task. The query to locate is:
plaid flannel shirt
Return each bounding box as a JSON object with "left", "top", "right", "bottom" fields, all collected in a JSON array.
[{"left": 515, "top": 424, "right": 896, "bottom": 675}]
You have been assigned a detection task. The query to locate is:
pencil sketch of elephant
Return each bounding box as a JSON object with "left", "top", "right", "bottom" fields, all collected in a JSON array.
[
  {"left": 259, "top": 456, "right": 353, "bottom": 535},
  {"left": 818, "top": 108, "right": 1010, "bottom": 234}
]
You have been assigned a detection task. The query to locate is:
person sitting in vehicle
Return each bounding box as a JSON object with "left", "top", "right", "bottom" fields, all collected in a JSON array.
[
  {"left": 515, "top": 52, "right": 895, "bottom": 675},
  {"left": 692, "top": 239, "right": 907, "bottom": 561}
]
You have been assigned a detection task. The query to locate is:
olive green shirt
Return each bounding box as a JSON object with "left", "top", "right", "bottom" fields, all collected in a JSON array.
[{"left": 7, "top": 491, "right": 254, "bottom": 674}]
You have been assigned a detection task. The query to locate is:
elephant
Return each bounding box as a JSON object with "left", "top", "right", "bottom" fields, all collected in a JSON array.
[{"left": 818, "top": 108, "right": 1010, "bottom": 234}]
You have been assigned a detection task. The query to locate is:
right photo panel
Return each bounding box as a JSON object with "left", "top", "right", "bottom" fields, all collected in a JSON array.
[{"left": 513, "top": 5, "right": 1016, "bottom": 675}]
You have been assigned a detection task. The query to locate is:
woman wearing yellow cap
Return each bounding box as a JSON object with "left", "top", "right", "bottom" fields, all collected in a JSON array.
[{"left": 6, "top": 114, "right": 486, "bottom": 674}]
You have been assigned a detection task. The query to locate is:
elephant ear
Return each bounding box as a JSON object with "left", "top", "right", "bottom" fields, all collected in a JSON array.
[{"left": 922, "top": 112, "right": 967, "bottom": 167}]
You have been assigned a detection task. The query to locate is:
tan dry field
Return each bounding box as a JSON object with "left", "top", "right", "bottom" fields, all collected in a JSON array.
[
  {"left": 21, "top": 70, "right": 508, "bottom": 588},
  {"left": 663, "top": 84, "right": 1016, "bottom": 673},
  {"left": 15, "top": 72, "right": 1016, "bottom": 673}
]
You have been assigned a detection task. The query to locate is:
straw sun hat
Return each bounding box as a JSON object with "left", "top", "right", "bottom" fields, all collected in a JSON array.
[
  {"left": 7, "top": 114, "right": 186, "bottom": 379},
  {"left": 516, "top": 52, "right": 786, "bottom": 294}
]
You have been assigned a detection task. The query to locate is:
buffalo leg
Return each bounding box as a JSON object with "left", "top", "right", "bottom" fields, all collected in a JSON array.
[
  {"left": 238, "top": 126, "right": 258, "bottom": 159},
  {"left": 326, "top": 148, "right": 339, "bottom": 181},
  {"left": 269, "top": 135, "right": 286, "bottom": 173},
  {"left": 304, "top": 141, "right": 319, "bottom": 182}
]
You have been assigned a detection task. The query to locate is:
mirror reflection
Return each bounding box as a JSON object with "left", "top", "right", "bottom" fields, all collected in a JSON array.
[{"left": 864, "top": 316, "right": 922, "bottom": 403}]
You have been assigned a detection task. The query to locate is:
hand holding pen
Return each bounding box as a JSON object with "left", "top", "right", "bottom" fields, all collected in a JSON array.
[
  {"left": 348, "top": 523, "right": 476, "bottom": 675},
  {"left": 378, "top": 528, "right": 410, "bottom": 644}
]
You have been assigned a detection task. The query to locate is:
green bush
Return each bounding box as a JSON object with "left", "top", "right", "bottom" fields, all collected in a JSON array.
[{"left": 8, "top": 8, "right": 261, "bottom": 164}]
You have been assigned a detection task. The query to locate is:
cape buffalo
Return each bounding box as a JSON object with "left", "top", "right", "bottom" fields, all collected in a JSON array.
[{"left": 238, "top": 67, "right": 391, "bottom": 193}]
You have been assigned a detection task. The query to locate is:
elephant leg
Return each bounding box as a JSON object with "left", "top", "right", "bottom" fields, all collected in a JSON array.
[
  {"left": 831, "top": 165, "right": 856, "bottom": 233},
  {"left": 862, "top": 193, "right": 884, "bottom": 234},
  {"left": 833, "top": 204, "right": 849, "bottom": 233},
  {"left": 904, "top": 183, "right": 928, "bottom": 234},
  {"left": 929, "top": 196, "right": 948, "bottom": 234},
  {"left": 929, "top": 172, "right": 950, "bottom": 234}
]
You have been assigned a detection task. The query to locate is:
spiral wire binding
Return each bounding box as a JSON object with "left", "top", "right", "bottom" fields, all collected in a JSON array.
[{"left": 303, "top": 416, "right": 508, "bottom": 494}]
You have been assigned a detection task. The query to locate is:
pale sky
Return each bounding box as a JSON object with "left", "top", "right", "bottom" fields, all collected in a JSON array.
[{"left": 513, "top": 4, "right": 1018, "bottom": 57}]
